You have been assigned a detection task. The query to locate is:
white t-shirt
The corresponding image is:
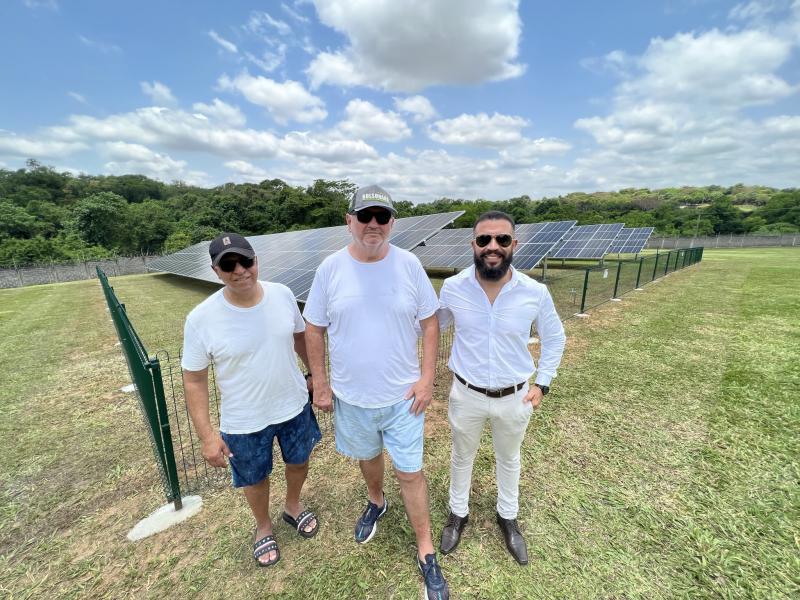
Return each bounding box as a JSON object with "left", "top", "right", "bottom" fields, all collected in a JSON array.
[
  {"left": 303, "top": 245, "right": 439, "bottom": 408},
  {"left": 181, "top": 281, "right": 308, "bottom": 434}
]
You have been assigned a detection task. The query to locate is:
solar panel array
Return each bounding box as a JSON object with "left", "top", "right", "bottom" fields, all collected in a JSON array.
[
  {"left": 549, "top": 223, "right": 625, "bottom": 259},
  {"left": 412, "top": 220, "right": 576, "bottom": 270},
  {"left": 148, "top": 211, "right": 464, "bottom": 302},
  {"left": 607, "top": 227, "right": 655, "bottom": 254}
]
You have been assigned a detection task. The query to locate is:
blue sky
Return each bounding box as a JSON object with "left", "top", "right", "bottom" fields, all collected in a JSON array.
[{"left": 1, "top": 0, "right": 798, "bottom": 202}]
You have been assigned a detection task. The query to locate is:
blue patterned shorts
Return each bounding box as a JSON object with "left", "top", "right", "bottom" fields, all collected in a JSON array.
[{"left": 221, "top": 402, "right": 321, "bottom": 488}]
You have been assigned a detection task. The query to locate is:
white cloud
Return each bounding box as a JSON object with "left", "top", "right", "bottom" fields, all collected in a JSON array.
[
  {"left": 245, "top": 47, "right": 287, "bottom": 73},
  {"left": 394, "top": 96, "right": 437, "bottom": 123},
  {"left": 498, "top": 138, "right": 572, "bottom": 167},
  {"left": 619, "top": 29, "right": 796, "bottom": 108},
  {"left": 428, "top": 113, "right": 529, "bottom": 147},
  {"left": 78, "top": 35, "right": 121, "bottom": 54},
  {"left": 307, "top": 0, "right": 525, "bottom": 92},
  {"left": 67, "top": 91, "right": 88, "bottom": 104},
  {"left": 141, "top": 81, "right": 177, "bottom": 106},
  {"left": 217, "top": 72, "right": 327, "bottom": 124},
  {"left": 246, "top": 11, "right": 292, "bottom": 36},
  {"left": 282, "top": 2, "right": 311, "bottom": 24},
  {"left": 225, "top": 159, "right": 270, "bottom": 182},
  {"left": 49, "top": 106, "right": 281, "bottom": 157},
  {"left": 23, "top": 0, "right": 58, "bottom": 10},
  {"left": 191, "top": 99, "right": 246, "bottom": 127},
  {"left": 0, "top": 131, "right": 87, "bottom": 158},
  {"left": 208, "top": 30, "right": 238, "bottom": 53},
  {"left": 102, "top": 142, "right": 209, "bottom": 186},
  {"left": 336, "top": 100, "right": 411, "bottom": 141},
  {"left": 279, "top": 131, "right": 378, "bottom": 162}
]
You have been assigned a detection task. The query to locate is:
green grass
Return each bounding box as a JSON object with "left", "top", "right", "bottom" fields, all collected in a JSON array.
[{"left": 1, "top": 248, "right": 798, "bottom": 598}]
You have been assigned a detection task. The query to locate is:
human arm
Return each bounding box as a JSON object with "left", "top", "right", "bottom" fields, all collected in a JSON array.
[
  {"left": 405, "top": 313, "right": 439, "bottom": 415},
  {"left": 183, "top": 367, "right": 232, "bottom": 467},
  {"left": 523, "top": 288, "right": 566, "bottom": 407},
  {"left": 304, "top": 322, "right": 332, "bottom": 412},
  {"left": 293, "top": 331, "right": 313, "bottom": 392}
]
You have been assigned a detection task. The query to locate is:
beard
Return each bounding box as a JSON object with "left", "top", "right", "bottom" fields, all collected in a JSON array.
[{"left": 474, "top": 250, "right": 513, "bottom": 281}]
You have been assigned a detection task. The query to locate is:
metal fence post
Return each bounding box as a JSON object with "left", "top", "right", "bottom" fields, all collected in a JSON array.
[
  {"left": 148, "top": 359, "right": 184, "bottom": 510},
  {"left": 652, "top": 252, "right": 660, "bottom": 281},
  {"left": 635, "top": 257, "right": 644, "bottom": 289},
  {"left": 579, "top": 268, "right": 590, "bottom": 314},
  {"left": 612, "top": 261, "right": 623, "bottom": 298}
]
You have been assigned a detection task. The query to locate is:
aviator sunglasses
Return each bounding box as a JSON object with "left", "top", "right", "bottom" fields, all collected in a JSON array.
[
  {"left": 355, "top": 208, "right": 393, "bottom": 225},
  {"left": 218, "top": 255, "right": 255, "bottom": 272},
  {"left": 474, "top": 234, "right": 514, "bottom": 248}
]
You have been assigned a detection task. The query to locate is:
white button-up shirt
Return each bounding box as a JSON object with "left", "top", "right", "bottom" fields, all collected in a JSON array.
[{"left": 437, "top": 265, "right": 566, "bottom": 389}]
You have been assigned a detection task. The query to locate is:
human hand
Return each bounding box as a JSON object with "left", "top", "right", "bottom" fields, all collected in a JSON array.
[
  {"left": 313, "top": 381, "right": 334, "bottom": 413},
  {"left": 523, "top": 386, "right": 544, "bottom": 409},
  {"left": 405, "top": 379, "right": 433, "bottom": 416},
  {"left": 201, "top": 433, "right": 233, "bottom": 468}
]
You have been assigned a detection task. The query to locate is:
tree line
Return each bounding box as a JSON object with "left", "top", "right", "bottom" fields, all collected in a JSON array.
[{"left": 1, "top": 160, "right": 798, "bottom": 267}]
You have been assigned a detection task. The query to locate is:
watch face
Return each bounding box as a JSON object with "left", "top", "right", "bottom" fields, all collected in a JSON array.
[{"left": 536, "top": 384, "right": 549, "bottom": 395}]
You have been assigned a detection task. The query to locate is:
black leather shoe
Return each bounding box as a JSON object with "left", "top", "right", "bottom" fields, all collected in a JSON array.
[
  {"left": 440, "top": 512, "right": 468, "bottom": 555},
  {"left": 496, "top": 513, "right": 528, "bottom": 565}
]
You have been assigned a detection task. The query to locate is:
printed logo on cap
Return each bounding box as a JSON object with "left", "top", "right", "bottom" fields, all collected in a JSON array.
[{"left": 223, "top": 236, "right": 231, "bottom": 245}]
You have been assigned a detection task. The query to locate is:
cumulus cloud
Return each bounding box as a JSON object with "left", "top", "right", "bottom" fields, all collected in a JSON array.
[
  {"left": 141, "top": 81, "right": 177, "bottom": 106},
  {"left": 102, "top": 142, "right": 209, "bottom": 185},
  {"left": 0, "top": 131, "right": 87, "bottom": 158},
  {"left": 192, "top": 98, "right": 246, "bottom": 127},
  {"left": 498, "top": 138, "right": 572, "bottom": 168},
  {"left": 209, "top": 30, "right": 238, "bottom": 53},
  {"left": 225, "top": 159, "right": 271, "bottom": 182},
  {"left": 217, "top": 72, "right": 327, "bottom": 124},
  {"left": 306, "top": 0, "right": 525, "bottom": 92},
  {"left": 279, "top": 131, "right": 378, "bottom": 162},
  {"left": 48, "top": 106, "right": 281, "bottom": 157},
  {"left": 428, "top": 113, "right": 529, "bottom": 147},
  {"left": 336, "top": 100, "right": 411, "bottom": 141},
  {"left": 394, "top": 96, "right": 437, "bottom": 123}
]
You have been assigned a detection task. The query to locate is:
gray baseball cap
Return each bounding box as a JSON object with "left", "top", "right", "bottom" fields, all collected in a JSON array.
[{"left": 348, "top": 184, "right": 397, "bottom": 216}]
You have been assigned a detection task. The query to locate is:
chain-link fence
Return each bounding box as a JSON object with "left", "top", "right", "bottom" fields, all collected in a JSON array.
[
  {"left": 649, "top": 233, "right": 797, "bottom": 249},
  {"left": 2, "top": 255, "right": 157, "bottom": 289}
]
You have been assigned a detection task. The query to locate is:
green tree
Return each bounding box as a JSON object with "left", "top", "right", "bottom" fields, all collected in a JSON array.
[{"left": 73, "top": 192, "right": 128, "bottom": 248}]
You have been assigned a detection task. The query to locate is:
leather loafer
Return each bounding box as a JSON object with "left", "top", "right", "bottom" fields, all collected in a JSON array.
[
  {"left": 496, "top": 513, "right": 528, "bottom": 565},
  {"left": 440, "top": 512, "right": 469, "bottom": 555}
]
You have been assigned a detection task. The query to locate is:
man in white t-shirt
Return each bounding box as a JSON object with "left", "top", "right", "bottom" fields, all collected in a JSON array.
[
  {"left": 182, "top": 232, "right": 321, "bottom": 568},
  {"left": 437, "top": 211, "right": 566, "bottom": 566},
  {"left": 304, "top": 185, "right": 449, "bottom": 600}
]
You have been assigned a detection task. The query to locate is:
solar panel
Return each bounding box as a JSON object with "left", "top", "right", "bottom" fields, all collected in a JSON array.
[
  {"left": 549, "top": 223, "right": 625, "bottom": 259},
  {"left": 412, "top": 220, "right": 577, "bottom": 270},
  {"left": 607, "top": 227, "right": 655, "bottom": 254},
  {"left": 148, "top": 211, "right": 464, "bottom": 301}
]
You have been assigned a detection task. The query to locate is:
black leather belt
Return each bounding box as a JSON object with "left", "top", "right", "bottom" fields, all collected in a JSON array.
[{"left": 454, "top": 373, "right": 525, "bottom": 398}]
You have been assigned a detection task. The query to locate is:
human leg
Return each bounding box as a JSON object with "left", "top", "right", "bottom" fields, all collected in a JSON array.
[
  {"left": 395, "top": 468, "right": 435, "bottom": 558},
  {"left": 447, "top": 379, "right": 489, "bottom": 518}
]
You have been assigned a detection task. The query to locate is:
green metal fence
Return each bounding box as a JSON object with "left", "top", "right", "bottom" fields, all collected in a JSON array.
[
  {"left": 97, "top": 267, "right": 184, "bottom": 509},
  {"left": 98, "top": 247, "right": 703, "bottom": 503},
  {"left": 541, "top": 247, "right": 703, "bottom": 319}
]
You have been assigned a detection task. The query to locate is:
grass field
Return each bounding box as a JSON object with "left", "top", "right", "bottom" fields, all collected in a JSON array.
[{"left": 1, "top": 248, "right": 798, "bottom": 598}]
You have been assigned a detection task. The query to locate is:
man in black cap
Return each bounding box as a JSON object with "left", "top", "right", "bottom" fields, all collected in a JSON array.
[{"left": 182, "top": 232, "right": 321, "bottom": 568}]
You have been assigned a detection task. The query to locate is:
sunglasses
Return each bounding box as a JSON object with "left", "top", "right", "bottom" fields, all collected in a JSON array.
[
  {"left": 474, "top": 234, "right": 514, "bottom": 248},
  {"left": 218, "top": 255, "right": 255, "bottom": 272},
  {"left": 355, "top": 208, "right": 392, "bottom": 225}
]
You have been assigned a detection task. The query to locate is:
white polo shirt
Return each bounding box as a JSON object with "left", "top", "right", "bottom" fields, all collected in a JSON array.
[{"left": 437, "top": 266, "right": 566, "bottom": 389}]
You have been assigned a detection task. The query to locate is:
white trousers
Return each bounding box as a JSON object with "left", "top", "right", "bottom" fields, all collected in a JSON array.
[{"left": 448, "top": 377, "right": 533, "bottom": 520}]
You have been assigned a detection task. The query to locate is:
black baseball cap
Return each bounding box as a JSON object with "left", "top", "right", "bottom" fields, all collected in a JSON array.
[{"left": 209, "top": 232, "right": 256, "bottom": 266}]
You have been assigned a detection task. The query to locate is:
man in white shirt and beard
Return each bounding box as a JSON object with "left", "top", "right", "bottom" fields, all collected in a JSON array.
[{"left": 437, "top": 211, "right": 566, "bottom": 565}]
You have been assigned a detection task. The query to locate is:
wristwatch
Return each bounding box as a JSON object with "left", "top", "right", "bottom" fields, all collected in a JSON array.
[{"left": 534, "top": 383, "right": 550, "bottom": 396}]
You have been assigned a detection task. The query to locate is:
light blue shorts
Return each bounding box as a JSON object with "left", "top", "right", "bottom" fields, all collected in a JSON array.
[{"left": 333, "top": 396, "right": 424, "bottom": 473}]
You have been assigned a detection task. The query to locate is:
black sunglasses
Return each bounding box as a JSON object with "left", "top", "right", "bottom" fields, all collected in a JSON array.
[
  {"left": 218, "top": 255, "right": 255, "bottom": 272},
  {"left": 355, "top": 208, "right": 392, "bottom": 225},
  {"left": 474, "top": 234, "right": 514, "bottom": 248}
]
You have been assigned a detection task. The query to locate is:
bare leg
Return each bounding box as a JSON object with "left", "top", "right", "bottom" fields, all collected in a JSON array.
[
  {"left": 284, "top": 461, "right": 316, "bottom": 533},
  {"left": 395, "top": 468, "right": 434, "bottom": 559},
  {"left": 359, "top": 453, "right": 385, "bottom": 505},
  {"left": 242, "top": 478, "right": 276, "bottom": 563}
]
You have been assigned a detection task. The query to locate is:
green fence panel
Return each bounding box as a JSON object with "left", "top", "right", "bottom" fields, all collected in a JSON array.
[
  {"left": 97, "top": 267, "right": 183, "bottom": 509},
  {"left": 542, "top": 270, "right": 586, "bottom": 319}
]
